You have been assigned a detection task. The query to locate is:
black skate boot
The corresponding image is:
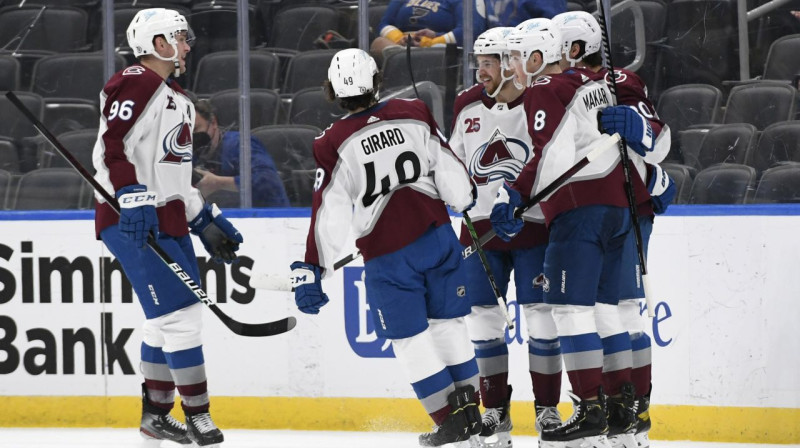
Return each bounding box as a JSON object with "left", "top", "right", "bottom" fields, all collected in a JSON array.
[
  {"left": 478, "top": 385, "right": 513, "bottom": 448},
  {"left": 534, "top": 400, "right": 562, "bottom": 433},
  {"left": 607, "top": 383, "right": 637, "bottom": 448},
  {"left": 633, "top": 389, "right": 651, "bottom": 448},
  {"left": 419, "top": 385, "right": 479, "bottom": 447},
  {"left": 139, "top": 383, "right": 191, "bottom": 445},
  {"left": 540, "top": 391, "right": 610, "bottom": 448},
  {"left": 186, "top": 411, "right": 224, "bottom": 447}
]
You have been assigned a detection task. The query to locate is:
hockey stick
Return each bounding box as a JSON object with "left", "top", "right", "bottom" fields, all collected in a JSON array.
[
  {"left": 463, "top": 212, "right": 514, "bottom": 329},
  {"left": 596, "top": 0, "right": 655, "bottom": 318},
  {"left": 5, "top": 91, "right": 296, "bottom": 337},
  {"left": 461, "top": 132, "right": 621, "bottom": 259}
]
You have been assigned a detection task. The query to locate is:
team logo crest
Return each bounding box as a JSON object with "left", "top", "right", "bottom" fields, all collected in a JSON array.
[
  {"left": 343, "top": 267, "right": 395, "bottom": 358},
  {"left": 469, "top": 128, "right": 530, "bottom": 185},
  {"left": 160, "top": 121, "right": 193, "bottom": 164},
  {"left": 533, "top": 273, "right": 550, "bottom": 293},
  {"left": 604, "top": 69, "right": 627, "bottom": 84}
]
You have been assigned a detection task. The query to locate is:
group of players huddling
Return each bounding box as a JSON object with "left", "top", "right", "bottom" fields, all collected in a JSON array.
[
  {"left": 292, "top": 11, "right": 675, "bottom": 448},
  {"left": 94, "top": 6, "right": 675, "bottom": 448}
]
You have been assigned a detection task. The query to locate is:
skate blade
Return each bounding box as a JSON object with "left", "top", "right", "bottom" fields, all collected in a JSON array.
[
  {"left": 478, "top": 431, "right": 512, "bottom": 448},
  {"left": 634, "top": 432, "right": 649, "bottom": 448},
  {"left": 609, "top": 434, "right": 637, "bottom": 448},
  {"left": 447, "top": 436, "right": 481, "bottom": 448},
  {"left": 191, "top": 444, "right": 221, "bottom": 448}
]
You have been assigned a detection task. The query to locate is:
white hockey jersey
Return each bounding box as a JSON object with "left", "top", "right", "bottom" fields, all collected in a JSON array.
[
  {"left": 449, "top": 84, "right": 548, "bottom": 250},
  {"left": 304, "top": 98, "right": 473, "bottom": 276},
  {"left": 93, "top": 65, "right": 204, "bottom": 237}
]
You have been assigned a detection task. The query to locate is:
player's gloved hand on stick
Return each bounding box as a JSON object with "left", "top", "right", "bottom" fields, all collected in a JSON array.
[
  {"left": 648, "top": 164, "right": 676, "bottom": 215},
  {"left": 189, "top": 203, "right": 243, "bottom": 264},
  {"left": 290, "top": 262, "right": 329, "bottom": 314},
  {"left": 490, "top": 182, "right": 524, "bottom": 241},
  {"left": 599, "top": 105, "right": 654, "bottom": 156},
  {"left": 116, "top": 184, "right": 159, "bottom": 248}
]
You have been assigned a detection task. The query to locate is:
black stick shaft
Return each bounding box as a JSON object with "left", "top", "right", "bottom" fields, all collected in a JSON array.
[{"left": 596, "top": 0, "right": 649, "bottom": 277}]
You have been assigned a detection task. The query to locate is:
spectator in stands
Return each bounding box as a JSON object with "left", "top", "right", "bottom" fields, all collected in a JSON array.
[
  {"left": 371, "top": 0, "right": 488, "bottom": 61},
  {"left": 192, "top": 100, "right": 290, "bottom": 208},
  {"left": 486, "top": 0, "right": 567, "bottom": 27}
]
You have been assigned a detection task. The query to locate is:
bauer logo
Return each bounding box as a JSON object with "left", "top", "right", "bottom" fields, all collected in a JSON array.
[{"left": 343, "top": 267, "right": 395, "bottom": 358}]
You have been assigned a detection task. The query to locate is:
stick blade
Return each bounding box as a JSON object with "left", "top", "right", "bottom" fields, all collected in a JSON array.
[{"left": 250, "top": 272, "right": 294, "bottom": 291}]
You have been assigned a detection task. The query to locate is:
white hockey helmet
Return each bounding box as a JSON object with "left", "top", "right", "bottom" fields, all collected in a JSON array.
[
  {"left": 127, "top": 8, "right": 193, "bottom": 65},
  {"left": 553, "top": 11, "right": 602, "bottom": 64},
  {"left": 473, "top": 27, "right": 514, "bottom": 57},
  {"left": 328, "top": 48, "right": 379, "bottom": 98},
  {"left": 505, "top": 18, "right": 562, "bottom": 83}
]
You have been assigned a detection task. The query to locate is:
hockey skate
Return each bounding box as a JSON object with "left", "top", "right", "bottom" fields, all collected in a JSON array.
[
  {"left": 539, "top": 392, "right": 610, "bottom": 448},
  {"left": 633, "top": 393, "right": 651, "bottom": 448},
  {"left": 476, "top": 385, "right": 513, "bottom": 448},
  {"left": 607, "top": 384, "right": 637, "bottom": 448},
  {"left": 186, "top": 412, "right": 224, "bottom": 447},
  {"left": 419, "top": 385, "right": 481, "bottom": 447},
  {"left": 139, "top": 384, "right": 191, "bottom": 445},
  {"left": 534, "top": 401, "right": 562, "bottom": 433}
]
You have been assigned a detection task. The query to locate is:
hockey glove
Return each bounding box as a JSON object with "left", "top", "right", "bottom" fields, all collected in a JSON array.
[
  {"left": 599, "top": 105, "right": 654, "bottom": 156},
  {"left": 648, "top": 164, "right": 676, "bottom": 214},
  {"left": 290, "top": 261, "right": 329, "bottom": 314},
  {"left": 116, "top": 184, "right": 159, "bottom": 248},
  {"left": 189, "top": 203, "right": 243, "bottom": 264},
  {"left": 489, "top": 182, "right": 524, "bottom": 242}
]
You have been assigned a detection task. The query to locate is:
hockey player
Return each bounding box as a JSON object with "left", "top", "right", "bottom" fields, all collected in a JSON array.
[
  {"left": 553, "top": 11, "right": 676, "bottom": 448},
  {"left": 93, "top": 8, "right": 242, "bottom": 447},
  {"left": 490, "top": 18, "right": 652, "bottom": 448},
  {"left": 449, "top": 27, "right": 562, "bottom": 448},
  {"left": 289, "top": 48, "right": 481, "bottom": 447}
]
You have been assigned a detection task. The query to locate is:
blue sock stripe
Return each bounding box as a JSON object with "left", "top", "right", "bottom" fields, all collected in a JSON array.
[
  {"left": 631, "top": 333, "right": 651, "bottom": 351},
  {"left": 528, "top": 337, "right": 561, "bottom": 356},
  {"left": 559, "top": 333, "right": 603, "bottom": 354},
  {"left": 474, "top": 343, "right": 509, "bottom": 359},
  {"left": 163, "top": 346, "right": 205, "bottom": 369},
  {"left": 447, "top": 358, "right": 479, "bottom": 383},
  {"left": 141, "top": 343, "right": 167, "bottom": 364},
  {"left": 601, "top": 333, "right": 633, "bottom": 355},
  {"left": 411, "top": 367, "right": 454, "bottom": 399}
]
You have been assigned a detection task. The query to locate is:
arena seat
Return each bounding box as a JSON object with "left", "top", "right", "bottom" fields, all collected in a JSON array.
[{"left": 688, "top": 163, "right": 756, "bottom": 205}]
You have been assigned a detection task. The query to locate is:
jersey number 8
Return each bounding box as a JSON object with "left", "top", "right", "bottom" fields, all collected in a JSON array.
[{"left": 362, "top": 151, "right": 421, "bottom": 207}]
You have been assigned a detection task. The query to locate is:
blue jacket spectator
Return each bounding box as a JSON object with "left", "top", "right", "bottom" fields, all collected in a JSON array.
[
  {"left": 193, "top": 100, "right": 290, "bottom": 208},
  {"left": 377, "top": 0, "right": 488, "bottom": 47},
  {"left": 486, "top": 0, "right": 566, "bottom": 27}
]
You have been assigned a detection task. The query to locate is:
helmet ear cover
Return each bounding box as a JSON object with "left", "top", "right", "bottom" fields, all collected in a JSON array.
[{"left": 328, "top": 48, "right": 379, "bottom": 98}]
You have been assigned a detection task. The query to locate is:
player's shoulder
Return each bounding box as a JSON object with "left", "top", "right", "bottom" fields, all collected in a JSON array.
[
  {"left": 608, "top": 67, "right": 644, "bottom": 86},
  {"left": 454, "top": 84, "right": 485, "bottom": 115},
  {"left": 104, "top": 64, "right": 164, "bottom": 99},
  {"left": 382, "top": 97, "right": 434, "bottom": 122}
]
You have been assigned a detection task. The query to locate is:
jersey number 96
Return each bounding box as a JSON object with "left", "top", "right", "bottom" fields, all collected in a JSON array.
[
  {"left": 362, "top": 151, "right": 421, "bottom": 207},
  {"left": 108, "top": 100, "right": 135, "bottom": 121}
]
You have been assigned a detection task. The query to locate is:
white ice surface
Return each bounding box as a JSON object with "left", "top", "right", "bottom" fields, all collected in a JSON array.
[{"left": 0, "top": 429, "right": 796, "bottom": 448}]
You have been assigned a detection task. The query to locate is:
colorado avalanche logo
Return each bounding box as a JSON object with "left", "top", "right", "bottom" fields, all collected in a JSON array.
[
  {"left": 469, "top": 128, "right": 530, "bottom": 185},
  {"left": 604, "top": 69, "right": 627, "bottom": 84},
  {"left": 160, "top": 121, "right": 193, "bottom": 164}
]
